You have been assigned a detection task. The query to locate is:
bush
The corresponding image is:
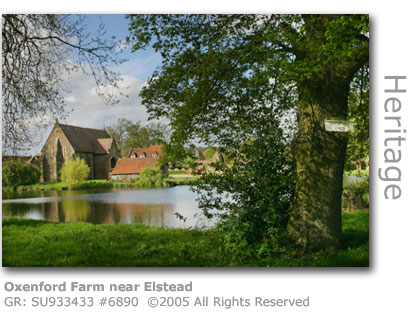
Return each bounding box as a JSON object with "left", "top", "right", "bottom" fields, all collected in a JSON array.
[
  {"left": 136, "top": 167, "right": 164, "bottom": 188},
  {"left": 204, "top": 148, "right": 216, "bottom": 160},
  {"left": 195, "top": 120, "right": 295, "bottom": 262},
  {"left": 60, "top": 158, "right": 90, "bottom": 186},
  {"left": 342, "top": 178, "right": 369, "bottom": 212},
  {"left": 2, "top": 159, "right": 40, "bottom": 187}
]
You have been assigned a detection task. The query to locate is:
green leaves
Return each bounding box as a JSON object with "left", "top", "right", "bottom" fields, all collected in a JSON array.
[
  {"left": 135, "top": 167, "right": 164, "bottom": 188},
  {"left": 3, "top": 14, "right": 126, "bottom": 152},
  {"left": 127, "top": 14, "right": 369, "bottom": 151},
  {"left": 345, "top": 64, "right": 369, "bottom": 170},
  {"left": 60, "top": 158, "right": 90, "bottom": 186},
  {"left": 2, "top": 159, "right": 41, "bottom": 187},
  {"left": 106, "top": 118, "right": 169, "bottom": 157},
  {"left": 126, "top": 14, "right": 369, "bottom": 252}
]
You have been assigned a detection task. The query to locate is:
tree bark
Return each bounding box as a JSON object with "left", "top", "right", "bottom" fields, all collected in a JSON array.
[{"left": 287, "top": 80, "right": 351, "bottom": 251}]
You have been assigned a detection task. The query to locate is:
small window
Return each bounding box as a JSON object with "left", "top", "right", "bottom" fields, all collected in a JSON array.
[
  {"left": 152, "top": 153, "right": 158, "bottom": 158},
  {"left": 131, "top": 154, "right": 136, "bottom": 159},
  {"left": 140, "top": 152, "right": 146, "bottom": 158}
]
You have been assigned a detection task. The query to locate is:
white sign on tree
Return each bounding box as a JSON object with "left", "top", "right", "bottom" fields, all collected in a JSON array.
[{"left": 324, "top": 120, "right": 355, "bottom": 132}]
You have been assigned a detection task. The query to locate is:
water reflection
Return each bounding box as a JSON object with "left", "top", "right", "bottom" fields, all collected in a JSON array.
[{"left": 2, "top": 186, "right": 213, "bottom": 229}]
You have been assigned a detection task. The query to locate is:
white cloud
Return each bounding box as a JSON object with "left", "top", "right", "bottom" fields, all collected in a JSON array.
[
  {"left": 63, "top": 74, "right": 149, "bottom": 127},
  {"left": 64, "top": 96, "right": 76, "bottom": 103},
  {"left": 27, "top": 71, "right": 156, "bottom": 155}
]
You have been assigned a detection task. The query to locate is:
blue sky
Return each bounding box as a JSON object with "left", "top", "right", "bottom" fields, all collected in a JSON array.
[{"left": 29, "top": 14, "right": 163, "bottom": 155}]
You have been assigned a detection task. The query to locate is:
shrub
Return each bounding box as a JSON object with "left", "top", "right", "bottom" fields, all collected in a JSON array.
[
  {"left": 60, "top": 158, "right": 90, "bottom": 186},
  {"left": 2, "top": 159, "right": 40, "bottom": 187},
  {"left": 204, "top": 148, "right": 216, "bottom": 160},
  {"left": 195, "top": 120, "right": 295, "bottom": 262},
  {"left": 137, "top": 167, "right": 164, "bottom": 188},
  {"left": 342, "top": 178, "right": 369, "bottom": 212}
]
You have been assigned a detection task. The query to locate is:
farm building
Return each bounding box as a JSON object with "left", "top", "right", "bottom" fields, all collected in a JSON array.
[
  {"left": 111, "top": 145, "right": 167, "bottom": 180},
  {"left": 40, "top": 121, "right": 121, "bottom": 181},
  {"left": 128, "top": 145, "right": 164, "bottom": 159}
]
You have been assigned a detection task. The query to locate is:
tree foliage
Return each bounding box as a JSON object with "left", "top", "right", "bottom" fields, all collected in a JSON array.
[
  {"left": 203, "top": 148, "right": 216, "bottom": 160},
  {"left": 196, "top": 121, "right": 295, "bottom": 260},
  {"left": 127, "top": 15, "right": 298, "bottom": 149},
  {"left": 2, "top": 14, "right": 126, "bottom": 153},
  {"left": 105, "top": 118, "right": 133, "bottom": 155},
  {"left": 60, "top": 158, "right": 90, "bottom": 186},
  {"left": 345, "top": 64, "right": 369, "bottom": 170},
  {"left": 342, "top": 178, "right": 369, "bottom": 212},
  {"left": 105, "top": 118, "right": 169, "bottom": 156},
  {"left": 127, "top": 14, "right": 369, "bottom": 251},
  {"left": 2, "top": 159, "right": 41, "bottom": 187},
  {"left": 135, "top": 167, "right": 164, "bottom": 188}
]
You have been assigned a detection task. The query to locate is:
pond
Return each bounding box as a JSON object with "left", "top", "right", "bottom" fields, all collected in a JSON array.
[{"left": 2, "top": 186, "right": 214, "bottom": 229}]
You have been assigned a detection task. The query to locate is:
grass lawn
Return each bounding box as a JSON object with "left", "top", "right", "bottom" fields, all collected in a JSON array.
[
  {"left": 2, "top": 212, "right": 369, "bottom": 267},
  {"left": 3, "top": 177, "right": 199, "bottom": 192},
  {"left": 168, "top": 169, "right": 190, "bottom": 175}
]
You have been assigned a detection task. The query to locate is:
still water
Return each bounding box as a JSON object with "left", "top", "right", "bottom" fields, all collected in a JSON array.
[{"left": 2, "top": 186, "right": 213, "bottom": 229}]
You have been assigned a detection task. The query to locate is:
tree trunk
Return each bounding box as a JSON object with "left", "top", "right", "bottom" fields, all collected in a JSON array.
[{"left": 287, "top": 80, "right": 350, "bottom": 251}]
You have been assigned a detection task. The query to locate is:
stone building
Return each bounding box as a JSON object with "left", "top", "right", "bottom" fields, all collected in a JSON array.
[{"left": 40, "top": 121, "right": 120, "bottom": 182}]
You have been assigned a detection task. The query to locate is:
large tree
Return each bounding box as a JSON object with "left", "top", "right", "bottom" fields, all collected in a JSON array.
[
  {"left": 2, "top": 14, "right": 125, "bottom": 153},
  {"left": 127, "top": 14, "right": 369, "bottom": 251}
]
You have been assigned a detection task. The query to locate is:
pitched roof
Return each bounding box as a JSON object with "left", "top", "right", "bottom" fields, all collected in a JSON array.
[
  {"left": 128, "top": 145, "right": 164, "bottom": 158},
  {"left": 97, "top": 138, "right": 113, "bottom": 153},
  {"left": 111, "top": 157, "right": 160, "bottom": 175},
  {"left": 58, "top": 124, "right": 111, "bottom": 154}
]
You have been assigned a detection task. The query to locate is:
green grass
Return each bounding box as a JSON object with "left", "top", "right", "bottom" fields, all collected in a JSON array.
[
  {"left": 2, "top": 212, "right": 369, "bottom": 267},
  {"left": 165, "top": 176, "right": 201, "bottom": 186},
  {"left": 4, "top": 177, "right": 200, "bottom": 192},
  {"left": 5, "top": 180, "right": 137, "bottom": 192},
  {"left": 261, "top": 211, "right": 369, "bottom": 267},
  {"left": 2, "top": 220, "right": 222, "bottom": 267},
  {"left": 168, "top": 169, "right": 190, "bottom": 175}
]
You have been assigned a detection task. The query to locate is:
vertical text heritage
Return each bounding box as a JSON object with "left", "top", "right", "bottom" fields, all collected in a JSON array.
[{"left": 379, "top": 76, "right": 407, "bottom": 199}]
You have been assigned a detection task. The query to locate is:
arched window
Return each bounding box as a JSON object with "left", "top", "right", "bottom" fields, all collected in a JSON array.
[
  {"left": 56, "top": 139, "right": 64, "bottom": 181},
  {"left": 42, "top": 156, "right": 50, "bottom": 182},
  {"left": 140, "top": 152, "right": 146, "bottom": 158},
  {"left": 110, "top": 157, "right": 117, "bottom": 169}
]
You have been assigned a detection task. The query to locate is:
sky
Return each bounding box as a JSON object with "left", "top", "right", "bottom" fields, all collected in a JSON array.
[{"left": 28, "top": 14, "right": 163, "bottom": 155}]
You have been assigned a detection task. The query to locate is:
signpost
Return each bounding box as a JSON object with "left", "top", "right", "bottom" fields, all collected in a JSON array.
[{"left": 324, "top": 120, "right": 355, "bottom": 132}]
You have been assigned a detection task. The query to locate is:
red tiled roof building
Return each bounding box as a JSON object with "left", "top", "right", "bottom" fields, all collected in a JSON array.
[{"left": 111, "top": 145, "right": 167, "bottom": 180}]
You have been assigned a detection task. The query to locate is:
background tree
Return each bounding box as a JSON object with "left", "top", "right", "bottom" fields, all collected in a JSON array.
[
  {"left": 345, "top": 64, "right": 369, "bottom": 171},
  {"left": 122, "top": 122, "right": 168, "bottom": 153},
  {"left": 105, "top": 118, "right": 133, "bottom": 155},
  {"left": 2, "top": 159, "right": 41, "bottom": 188},
  {"left": 2, "top": 14, "right": 126, "bottom": 153},
  {"left": 127, "top": 14, "right": 369, "bottom": 251},
  {"left": 106, "top": 118, "right": 169, "bottom": 156}
]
